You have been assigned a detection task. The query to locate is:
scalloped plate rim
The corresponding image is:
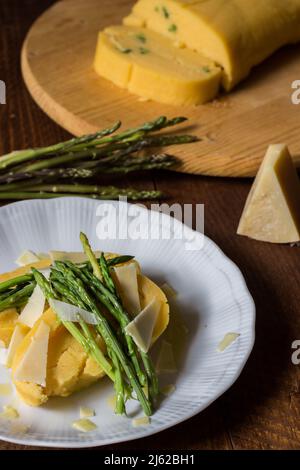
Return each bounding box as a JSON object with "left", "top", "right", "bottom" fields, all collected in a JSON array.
[{"left": 0, "top": 197, "right": 255, "bottom": 448}]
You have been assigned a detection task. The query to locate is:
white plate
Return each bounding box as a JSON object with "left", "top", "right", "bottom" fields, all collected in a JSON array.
[{"left": 0, "top": 198, "right": 255, "bottom": 448}]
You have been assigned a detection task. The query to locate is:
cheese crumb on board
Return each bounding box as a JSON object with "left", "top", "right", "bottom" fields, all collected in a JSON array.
[
  {"left": 156, "top": 340, "right": 177, "bottom": 374},
  {"left": 125, "top": 298, "right": 161, "bottom": 353},
  {"left": 217, "top": 333, "right": 240, "bottom": 353},
  {"left": 0, "top": 383, "right": 12, "bottom": 396},
  {"left": 237, "top": 144, "right": 300, "bottom": 244},
  {"left": 132, "top": 416, "right": 150, "bottom": 427},
  {"left": 113, "top": 262, "right": 141, "bottom": 316},
  {"left": 1, "top": 405, "right": 19, "bottom": 420},
  {"left": 14, "top": 320, "right": 50, "bottom": 386},
  {"left": 94, "top": 25, "right": 221, "bottom": 106},
  {"left": 80, "top": 407, "right": 95, "bottom": 419},
  {"left": 18, "top": 284, "right": 46, "bottom": 328},
  {"left": 72, "top": 418, "right": 97, "bottom": 433}
]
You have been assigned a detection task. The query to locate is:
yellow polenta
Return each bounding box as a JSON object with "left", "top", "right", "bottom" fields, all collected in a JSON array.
[
  {"left": 11, "top": 308, "right": 106, "bottom": 406},
  {"left": 125, "top": 0, "right": 300, "bottom": 90},
  {"left": 2, "top": 258, "right": 169, "bottom": 407},
  {"left": 94, "top": 25, "right": 221, "bottom": 105},
  {"left": 0, "top": 309, "right": 19, "bottom": 347}
]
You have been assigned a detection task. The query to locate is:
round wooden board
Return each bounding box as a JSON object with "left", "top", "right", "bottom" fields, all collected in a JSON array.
[{"left": 21, "top": 0, "right": 300, "bottom": 177}]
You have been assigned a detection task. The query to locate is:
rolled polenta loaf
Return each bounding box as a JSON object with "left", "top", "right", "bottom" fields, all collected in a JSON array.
[
  {"left": 124, "top": 0, "right": 300, "bottom": 90},
  {"left": 94, "top": 25, "right": 222, "bottom": 106}
]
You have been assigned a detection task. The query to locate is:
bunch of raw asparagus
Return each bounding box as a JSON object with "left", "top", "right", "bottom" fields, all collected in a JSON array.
[
  {"left": 0, "top": 116, "right": 197, "bottom": 201},
  {"left": 0, "top": 234, "right": 158, "bottom": 416}
]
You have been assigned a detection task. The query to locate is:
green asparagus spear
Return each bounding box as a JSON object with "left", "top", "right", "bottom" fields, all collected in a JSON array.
[
  {"left": 0, "top": 274, "right": 33, "bottom": 293},
  {"left": 0, "top": 282, "right": 35, "bottom": 312},
  {"left": 0, "top": 187, "right": 163, "bottom": 201},
  {"left": 96, "top": 256, "right": 158, "bottom": 399},
  {"left": 54, "top": 262, "right": 152, "bottom": 416},
  {"left": 79, "top": 235, "right": 146, "bottom": 387},
  {"left": 0, "top": 122, "right": 122, "bottom": 170}
]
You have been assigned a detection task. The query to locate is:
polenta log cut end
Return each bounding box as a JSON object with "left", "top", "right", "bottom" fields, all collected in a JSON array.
[
  {"left": 126, "top": 0, "right": 300, "bottom": 90},
  {"left": 94, "top": 25, "right": 221, "bottom": 105}
]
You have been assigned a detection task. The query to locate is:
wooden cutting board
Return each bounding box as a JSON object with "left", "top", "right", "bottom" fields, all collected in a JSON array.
[{"left": 21, "top": 0, "right": 300, "bottom": 177}]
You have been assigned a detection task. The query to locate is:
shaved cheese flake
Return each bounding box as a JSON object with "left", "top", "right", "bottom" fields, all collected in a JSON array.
[
  {"left": 107, "top": 395, "right": 116, "bottom": 410},
  {"left": 37, "top": 253, "right": 50, "bottom": 260},
  {"left": 217, "top": 333, "right": 240, "bottom": 352},
  {"left": 156, "top": 340, "right": 177, "bottom": 374},
  {"left": 1, "top": 405, "right": 19, "bottom": 420},
  {"left": 10, "top": 422, "right": 29, "bottom": 435},
  {"left": 132, "top": 416, "right": 150, "bottom": 427},
  {"left": 80, "top": 407, "right": 95, "bottom": 419},
  {"left": 6, "top": 325, "right": 28, "bottom": 368},
  {"left": 18, "top": 284, "right": 46, "bottom": 327},
  {"left": 113, "top": 263, "right": 141, "bottom": 316},
  {"left": 0, "top": 340, "right": 6, "bottom": 348},
  {"left": 50, "top": 251, "right": 102, "bottom": 264},
  {"left": 161, "top": 283, "right": 177, "bottom": 299},
  {"left": 38, "top": 268, "right": 51, "bottom": 280},
  {"left": 72, "top": 418, "right": 97, "bottom": 433},
  {"left": 161, "top": 384, "right": 176, "bottom": 396},
  {"left": 49, "top": 299, "right": 99, "bottom": 325},
  {"left": 0, "top": 383, "right": 12, "bottom": 396},
  {"left": 125, "top": 298, "right": 160, "bottom": 353},
  {"left": 15, "top": 250, "right": 40, "bottom": 267},
  {"left": 14, "top": 320, "right": 50, "bottom": 386},
  {"left": 0, "top": 349, "right": 7, "bottom": 366}
]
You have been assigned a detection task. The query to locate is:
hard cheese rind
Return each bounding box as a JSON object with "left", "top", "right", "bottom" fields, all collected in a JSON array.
[
  {"left": 126, "top": 0, "right": 300, "bottom": 90},
  {"left": 94, "top": 25, "right": 222, "bottom": 105},
  {"left": 237, "top": 144, "right": 300, "bottom": 243}
]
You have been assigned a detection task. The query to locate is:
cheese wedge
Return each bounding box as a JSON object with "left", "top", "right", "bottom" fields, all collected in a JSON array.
[
  {"left": 238, "top": 145, "right": 300, "bottom": 243},
  {"left": 94, "top": 25, "right": 222, "bottom": 105},
  {"left": 126, "top": 0, "right": 300, "bottom": 90}
]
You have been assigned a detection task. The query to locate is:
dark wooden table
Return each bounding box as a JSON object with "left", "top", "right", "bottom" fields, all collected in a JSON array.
[{"left": 1, "top": 0, "right": 300, "bottom": 451}]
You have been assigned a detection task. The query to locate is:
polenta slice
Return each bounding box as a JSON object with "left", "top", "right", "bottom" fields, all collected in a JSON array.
[{"left": 94, "top": 25, "right": 221, "bottom": 105}]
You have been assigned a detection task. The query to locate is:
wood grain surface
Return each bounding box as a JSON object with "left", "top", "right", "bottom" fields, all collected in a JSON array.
[
  {"left": 21, "top": 0, "right": 300, "bottom": 177},
  {"left": 1, "top": 0, "right": 300, "bottom": 451}
]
